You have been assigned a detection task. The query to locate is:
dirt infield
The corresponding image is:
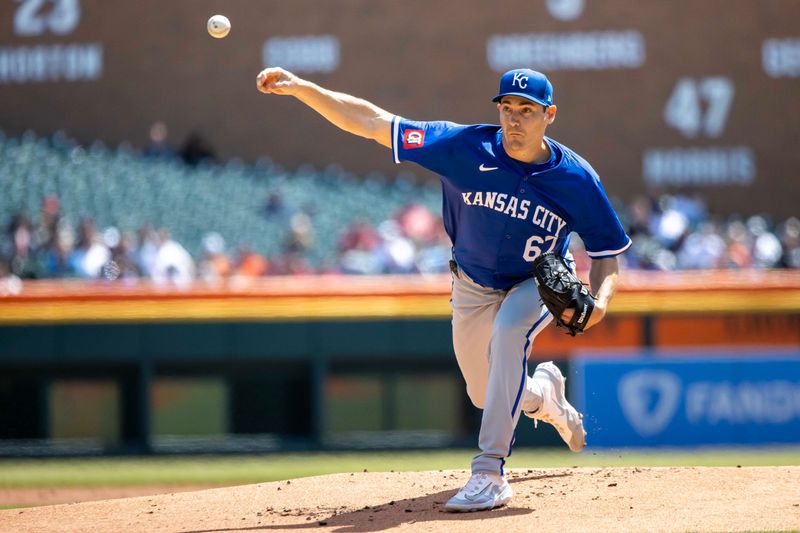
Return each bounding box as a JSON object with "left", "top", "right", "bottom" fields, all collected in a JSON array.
[
  {"left": 2, "top": 466, "right": 799, "bottom": 532},
  {"left": 0, "top": 485, "right": 227, "bottom": 508}
]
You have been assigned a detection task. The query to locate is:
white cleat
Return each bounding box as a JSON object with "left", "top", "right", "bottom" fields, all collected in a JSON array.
[
  {"left": 525, "top": 361, "right": 587, "bottom": 452},
  {"left": 444, "top": 472, "right": 513, "bottom": 512}
]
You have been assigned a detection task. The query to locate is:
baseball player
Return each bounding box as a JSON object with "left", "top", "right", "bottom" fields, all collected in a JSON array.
[{"left": 257, "top": 67, "right": 631, "bottom": 512}]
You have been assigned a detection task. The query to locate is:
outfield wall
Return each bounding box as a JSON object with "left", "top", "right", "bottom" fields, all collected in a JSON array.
[{"left": 0, "top": 271, "right": 798, "bottom": 454}]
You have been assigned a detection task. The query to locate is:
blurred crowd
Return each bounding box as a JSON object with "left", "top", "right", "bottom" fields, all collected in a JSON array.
[
  {"left": 620, "top": 194, "right": 799, "bottom": 271},
  {"left": 1, "top": 189, "right": 798, "bottom": 292},
  {"left": 0, "top": 193, "right": 453, "bottom": 291},
  {"left": 0, "top": 196, "right": 198, "bottom": 287}
]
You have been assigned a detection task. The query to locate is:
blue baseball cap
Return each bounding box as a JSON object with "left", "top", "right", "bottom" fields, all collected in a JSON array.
[{"left": 492, "top": 68, "right": 553, "bottom": 107}]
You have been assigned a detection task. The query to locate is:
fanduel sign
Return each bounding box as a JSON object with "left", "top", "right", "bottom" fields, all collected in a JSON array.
[{"left": 573, "top": 353, "right": 800, "bottom": 447}]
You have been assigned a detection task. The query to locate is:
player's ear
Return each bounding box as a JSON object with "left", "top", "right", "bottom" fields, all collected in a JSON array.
[{"left": 544, "top": 105, "right": 557, "bottom": 125}]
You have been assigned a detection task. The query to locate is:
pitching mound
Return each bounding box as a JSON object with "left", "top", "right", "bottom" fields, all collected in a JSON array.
[{"left": 3, "top": 466, "right": 799, "bottom": 532}]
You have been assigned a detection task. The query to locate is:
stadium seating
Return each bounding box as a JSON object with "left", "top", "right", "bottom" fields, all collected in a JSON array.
[{"left": 0, "top": 131, "right": 442, "bottom": 267}]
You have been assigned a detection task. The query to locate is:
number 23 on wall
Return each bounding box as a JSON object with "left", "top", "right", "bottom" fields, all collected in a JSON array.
[{"left": 14, "top": 0, "right": 81, "bottom": 37}]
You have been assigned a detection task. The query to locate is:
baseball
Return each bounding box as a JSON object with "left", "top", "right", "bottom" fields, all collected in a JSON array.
[{"left": 207, "top": 15, "right": 231, "bottom": 39}]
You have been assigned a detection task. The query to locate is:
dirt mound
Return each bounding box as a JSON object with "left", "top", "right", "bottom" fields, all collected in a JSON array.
[{"left": 2, "top": 466, "right": 799, "bottom": 532}]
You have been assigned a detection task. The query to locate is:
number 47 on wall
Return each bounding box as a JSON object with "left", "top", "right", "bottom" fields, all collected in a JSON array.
[{"left": 663, "top": 77, "right": 735, "bottom": 139}]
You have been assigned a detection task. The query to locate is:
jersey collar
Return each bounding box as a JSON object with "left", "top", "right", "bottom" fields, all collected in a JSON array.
[{"left": 494, "top": 130, "right": 561, "bottom": 175}]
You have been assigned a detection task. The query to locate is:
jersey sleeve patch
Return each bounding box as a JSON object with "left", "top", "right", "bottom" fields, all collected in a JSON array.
[
  {"left": 391, "top": 118, "right": 467, "bottom": 171},
  {"left": 403, "top": 129, "right": 425, "bottom": 149}
]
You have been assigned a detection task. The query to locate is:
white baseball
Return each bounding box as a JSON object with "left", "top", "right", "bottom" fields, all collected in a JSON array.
[{"left": 207, "top": 15, "right": 231, "bottom": 39}]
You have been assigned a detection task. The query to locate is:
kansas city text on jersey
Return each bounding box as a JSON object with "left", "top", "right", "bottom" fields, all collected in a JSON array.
[{"left": 460, "top": 191, "right": 567, "bottom": 235}]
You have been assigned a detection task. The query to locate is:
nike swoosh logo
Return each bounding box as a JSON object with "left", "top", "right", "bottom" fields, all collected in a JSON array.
[
  {"left": 479, "top": 164, "right": 499, "bottom": 172},
  {"left": 465, "top": 483, "right": 492, "bottom": 501}
]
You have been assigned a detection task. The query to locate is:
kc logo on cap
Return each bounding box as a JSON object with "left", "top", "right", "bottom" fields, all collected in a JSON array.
[
  {"left": 512, "top": 72, "right": 529, "bottom": 89},
  {"left": 492, "top": 68, "right": 554, "bottom": 108}
]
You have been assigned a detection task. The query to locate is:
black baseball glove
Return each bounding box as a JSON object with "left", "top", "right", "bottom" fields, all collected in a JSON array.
[{"left": 532, "top": 253, "right": 596, "bottom": 336}]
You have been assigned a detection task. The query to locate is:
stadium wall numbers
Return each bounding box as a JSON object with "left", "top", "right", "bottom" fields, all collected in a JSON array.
[{"left": 0, "top": 0, "right": 797, "bottom": 217}]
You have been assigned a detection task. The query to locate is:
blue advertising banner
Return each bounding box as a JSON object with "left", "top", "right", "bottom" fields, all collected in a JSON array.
[{"left": 572, "top": 351, "right": 800, "bottom": 447}]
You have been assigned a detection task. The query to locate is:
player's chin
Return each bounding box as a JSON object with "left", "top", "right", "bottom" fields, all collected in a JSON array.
[{"left": 504, "top": 135, "right": 525, "bottom": 149}]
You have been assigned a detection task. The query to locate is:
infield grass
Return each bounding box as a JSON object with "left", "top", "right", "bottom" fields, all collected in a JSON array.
[{"left": 1, "top": 446, "right": 799, "bottom": 488}]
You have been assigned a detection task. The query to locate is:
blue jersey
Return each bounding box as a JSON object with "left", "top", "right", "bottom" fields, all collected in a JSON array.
[{"left": 391, "top": 117, "right": 632, "bottom": 290}]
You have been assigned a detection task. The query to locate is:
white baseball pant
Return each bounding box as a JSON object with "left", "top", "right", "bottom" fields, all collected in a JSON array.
[{"left": 450, "top": 264, "right": 552, "bottom": 475}]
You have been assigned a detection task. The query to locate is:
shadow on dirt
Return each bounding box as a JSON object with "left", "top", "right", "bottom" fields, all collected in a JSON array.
[{"left": 181, "top": 471, "right": 572, "bottom": 533}]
